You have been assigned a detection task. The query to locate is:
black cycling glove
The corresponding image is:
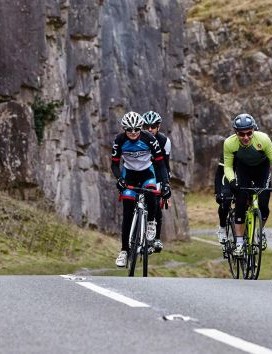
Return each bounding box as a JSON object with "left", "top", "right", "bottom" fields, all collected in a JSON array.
[
  {"left": 116, "top": 177, "right": 127, "bottom": 192},
  {"left": 161, "top": 183, "right": 171, "bottom": 199},
  {"left": 229, "top": 179, "right": 240, "bottom": 193}
]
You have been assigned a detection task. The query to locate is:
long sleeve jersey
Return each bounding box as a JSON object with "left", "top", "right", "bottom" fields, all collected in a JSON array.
[
  {"left": 154, "top": 132, "right": 171, "bottom": 182},
  {"left": 224, "top": 131, "right": 272, "bottom": 182},
  {"left": 111, "top": 130, "right": 169, "bottom": 183}
]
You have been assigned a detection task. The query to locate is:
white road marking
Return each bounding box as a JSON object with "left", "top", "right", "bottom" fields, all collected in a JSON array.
[
  {"left": 163, "top": 314, "right": 199, "bottom": 322},
  {"left": 195, "top": 328, "right": 272, "bottom": 354},
  {"left": 76, "top": 281, "right": 150, "bottom": 308},
  {"left": 191, "top": 236, "right": 220, "bottom": 246},
  {"left": 60, "top": 274, "right": 86, "bottom": 281}
]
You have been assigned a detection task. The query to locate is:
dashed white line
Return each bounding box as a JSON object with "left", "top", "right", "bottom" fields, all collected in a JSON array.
[
  {"left": 76, "top": 281, "right": 150, "bottom": 308},
  {"left": 195, "top": 328, "right": 272, "bottom": 354}
]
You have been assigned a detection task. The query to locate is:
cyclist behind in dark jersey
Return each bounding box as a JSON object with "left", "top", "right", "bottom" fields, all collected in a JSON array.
[
  {"left": 142, "top": 111, "right": 171, "bottom": 253},
  {"left": 224, "top": 113, "right": 272, "bottom": 256},
  {"left": 111, "top": 111, "right": 171, "bottom": 267},
  {"left": 214, "top": 154, "right": 232, "bottom": 246}
]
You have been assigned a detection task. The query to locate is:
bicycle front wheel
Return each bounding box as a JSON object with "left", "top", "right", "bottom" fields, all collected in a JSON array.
[
  {"left": 128, "top": 211, "right": 141, "bottom": 277},
  {"left": 226, "top": 210, "right": 240, "bottom": 279},
  {"left": 250, "top": 209, "right": 263, "bottom": 280}
]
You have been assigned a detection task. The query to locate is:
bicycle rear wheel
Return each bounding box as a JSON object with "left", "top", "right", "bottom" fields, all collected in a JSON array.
[
  {"left": 128, "top": 211, "right": 141, "bottom": 277},
  {"left": 250, "top": 209, "right": 262, "bottom": 280},
  {"left": 226, "top": 210, "right": 240, "bottom": 279}
]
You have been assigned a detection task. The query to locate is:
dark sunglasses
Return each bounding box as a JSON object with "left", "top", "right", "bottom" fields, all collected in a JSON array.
[
  {"left": 143, "top": 124, "right": 159, "bottom": 129},
  {"left": 237, "top": 131, "right": 253, "bottom": 137},
  {"left": 125, "top": 127, "right": 141, "bottom": 133}
]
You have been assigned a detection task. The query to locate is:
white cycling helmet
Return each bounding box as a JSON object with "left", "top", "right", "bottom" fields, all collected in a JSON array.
[
  {"left": 142, "top": 111, "right": 162, "bottom": 125},
  {"left": 121, "top": 111, "right": 144, "bottom": 130}
]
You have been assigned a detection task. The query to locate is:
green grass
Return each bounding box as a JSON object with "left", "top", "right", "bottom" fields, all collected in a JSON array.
[
  {"left": 187, "top": 0, "right": 272, "bottom": 50},
  {"left": 0, "top": 191, "right": 271, "bottom": 279}
]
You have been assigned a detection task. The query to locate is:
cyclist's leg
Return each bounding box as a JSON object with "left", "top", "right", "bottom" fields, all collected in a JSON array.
[
  {"left": 217, "top": 178, "right": 232, "bottom": 244},
  {"left": 252, "top": 161, "right": 270, "bottom": 250},
  {"left": 233, "top": 165, "right": 250, "bottom": 254},
  {"left": 155, "top": 197, "right": 163, "bottom": 239},
  {"left": 139, "top": 166, "right": 157, "bottom": 220},
  {"left": 153, "top": 196, "right": 163, "bottom": 252},
  {"left": 218, "top": 201, "right": 230, "bottom": 228},
  {"left": 116, "top": 168, "right": 137, "bottom": 266},
  {"left": 121, "top": 197, "right": 136, "bottom": 251},
  {"left": 253, "top": 160, "right": 270, "bottom": 225},
  {"left": 141, "top": 166, "right": 157, "bottom": 240}
]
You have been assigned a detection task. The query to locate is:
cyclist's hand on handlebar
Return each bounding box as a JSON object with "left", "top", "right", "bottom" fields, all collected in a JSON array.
[
  {"left": 116, "top": 177, "right": 127, "bottom": 192},
  {"left": 162, "top": 182, "right": 171, "bottom": 199},
  {"left": 230, "top": 179, "right": 240, "bottom": 193}
]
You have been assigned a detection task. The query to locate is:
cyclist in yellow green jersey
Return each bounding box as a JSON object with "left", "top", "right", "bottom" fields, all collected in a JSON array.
[
  {"left": 224, "top": 113, "right": 272, "bottom": 255},
  {"left": 215, "top": 117, "right": 259, "bottom": 245}
]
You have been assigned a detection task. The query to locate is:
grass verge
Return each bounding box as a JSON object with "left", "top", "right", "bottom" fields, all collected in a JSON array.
[{"left": 0, "top": 191, "right": 271, "bottom": 279}]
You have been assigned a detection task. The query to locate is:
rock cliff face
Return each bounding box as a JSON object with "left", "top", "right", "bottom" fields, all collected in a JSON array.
[
  {"left": 185, "top": 12, "right": 272, "bottom": 190},
  {"left": 0, "top": 0, "right": 192, "bottom": 240}
]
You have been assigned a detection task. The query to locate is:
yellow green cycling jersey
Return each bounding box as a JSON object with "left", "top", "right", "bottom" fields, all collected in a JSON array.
[{"left": 224, "top": 131, "right": 272, "bottom": 182}]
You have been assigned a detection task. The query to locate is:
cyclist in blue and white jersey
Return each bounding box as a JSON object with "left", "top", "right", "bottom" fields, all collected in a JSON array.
[
  {"left": 111, "top": 111, "right": 171, "bottom": 267},
  {"left": 142, "top": 111, "right": 171, "bottom": 252}
]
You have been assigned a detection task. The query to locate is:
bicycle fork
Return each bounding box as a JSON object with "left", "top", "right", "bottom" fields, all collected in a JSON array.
[
  {"left": 128, "top": 194, "right": 147, "bottom": 249},
  {"left": 245, "top": 194, "right": 259, "bottom": 249}
]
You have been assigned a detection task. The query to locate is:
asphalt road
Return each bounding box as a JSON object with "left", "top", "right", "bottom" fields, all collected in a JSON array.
[{"left": 1, "top": 275, "right": 272, "bottom": 354}]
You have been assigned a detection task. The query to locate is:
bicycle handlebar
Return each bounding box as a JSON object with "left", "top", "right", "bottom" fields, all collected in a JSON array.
[
  {"left": 240, "top": 187, "right": 272, "bottom": 194},
  {"left": 126, "top": 185, "right": 169, "bottom": 209},
  {"left": 126, "top": 185, "right": 161, "bottom": 195}
]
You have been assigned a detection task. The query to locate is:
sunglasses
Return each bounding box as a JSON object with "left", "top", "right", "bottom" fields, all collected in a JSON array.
[
  {"left": 125, "top": 127, "right": 141, "bottom": 133},
  {"left": 143, "top": 124, "right": 159, "bottom": 129},
  {"left": 237, "top": 131, "right": 253, "bottom": 138}
]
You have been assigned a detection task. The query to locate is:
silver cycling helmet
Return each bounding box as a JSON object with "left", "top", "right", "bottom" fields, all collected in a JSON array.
[
  {"left": 121, "top": 111, "right": 144, "bottom": 130},
  {"left": 142, "top": 111, "right": 162, "bottom": 125},
  {"left": 232, "top": 113, "right": 256, "bottom": 131}
]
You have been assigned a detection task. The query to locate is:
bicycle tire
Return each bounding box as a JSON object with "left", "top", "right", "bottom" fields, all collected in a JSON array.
[
  {"left": 128, "top": 211, "right": 141, "bottom": 277},
  {"left": 142, "top": 238, "right": 148, "bottom": 277},
  {"left": 251, "top": 209, "right": 262, "bottom": 280},
  {"left": 226, "top": 210, "right": 240, "bottom": 279},
  {"left": 242, "top": 224, "right": 251, "bottom": 279}
]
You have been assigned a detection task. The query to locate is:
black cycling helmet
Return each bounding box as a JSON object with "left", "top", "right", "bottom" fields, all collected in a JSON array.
[{"left": 232, "top": 113, "right": 256, "bottom": 131}]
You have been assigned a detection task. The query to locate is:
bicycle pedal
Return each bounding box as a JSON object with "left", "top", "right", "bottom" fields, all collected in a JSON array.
[{"left": 262, "top": 242, "right": 267, "bottom": 251}]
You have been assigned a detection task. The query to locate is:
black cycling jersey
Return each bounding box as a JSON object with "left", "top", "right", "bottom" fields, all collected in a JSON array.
[{"left": 154, "top": 132, "right": 171, "bottom": 182}]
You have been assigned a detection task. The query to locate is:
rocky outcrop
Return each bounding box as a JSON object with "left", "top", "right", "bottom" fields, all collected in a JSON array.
[
  {"left": 185, "top": 17, "right": 272, "bottom": 190},
  {"left": 0, "top": 0, "right": 193, "bottom": 240}
]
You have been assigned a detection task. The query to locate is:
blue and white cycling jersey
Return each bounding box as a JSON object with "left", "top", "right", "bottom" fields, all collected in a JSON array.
[{"left": 112, "top": 130, "right": 163, "bottom": 172}]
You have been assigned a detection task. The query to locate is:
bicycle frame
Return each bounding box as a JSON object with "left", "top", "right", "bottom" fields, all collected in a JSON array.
[
  {"left": 128, "top": 192, "right": 148, "bottom": 250},
  {"left": 245, "top": 193, "right": 259, "bottom": 248}
]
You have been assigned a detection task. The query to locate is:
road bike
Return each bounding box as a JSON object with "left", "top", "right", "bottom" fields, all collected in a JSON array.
[
  {"left": 225, "top": 186, "right": 271, "bottom": 280},
  {"left": 126, "top": 186, "right": 161, "bottom": 277},
  {"left": 239, "top": 186, "right": 271, "bottom": 280}
]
